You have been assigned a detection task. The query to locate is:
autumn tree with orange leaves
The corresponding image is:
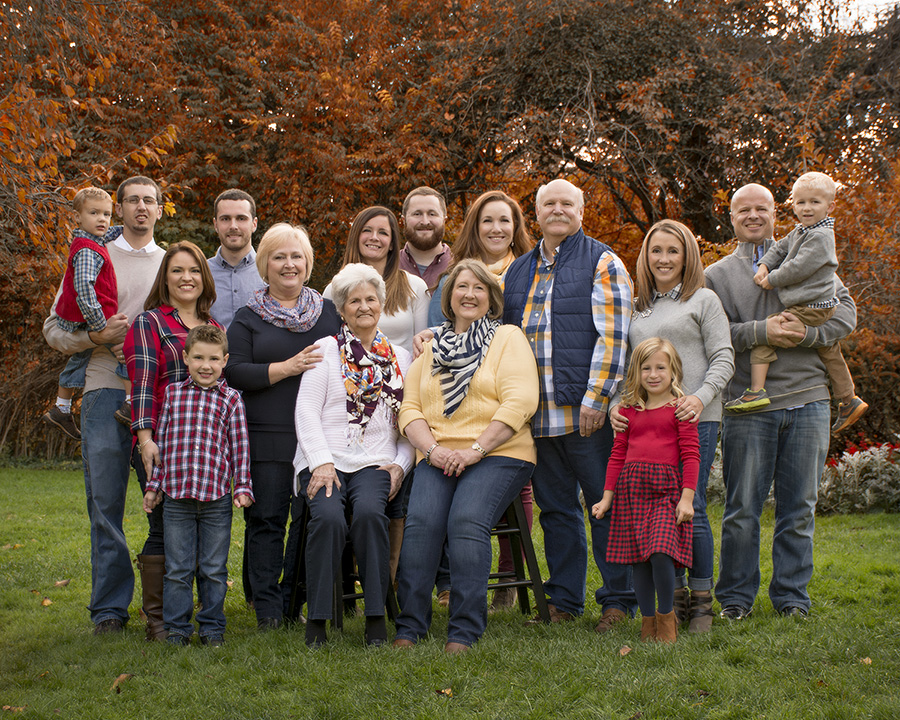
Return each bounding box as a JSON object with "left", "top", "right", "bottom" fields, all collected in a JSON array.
[{"left": 1, "top": 0, "right": 898, "bottom": 456}]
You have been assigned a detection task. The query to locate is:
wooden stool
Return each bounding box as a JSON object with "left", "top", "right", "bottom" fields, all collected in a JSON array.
[{"left": 487, "top": 494, "right": 551, "bottom": 623}]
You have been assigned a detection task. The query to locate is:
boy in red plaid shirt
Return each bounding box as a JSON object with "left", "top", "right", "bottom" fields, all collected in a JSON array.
[{"left": 143, "top": 325, "right": 253, "bottom": 646}]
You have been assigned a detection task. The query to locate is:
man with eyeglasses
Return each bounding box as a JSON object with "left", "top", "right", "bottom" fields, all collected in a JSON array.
[{"left": 44, "top": 175, "right": 165, "bottom": 635}]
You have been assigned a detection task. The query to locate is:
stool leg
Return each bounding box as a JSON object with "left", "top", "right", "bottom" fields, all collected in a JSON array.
[{"left": 512, "top": 495, "right": 551, "bottom": 623}]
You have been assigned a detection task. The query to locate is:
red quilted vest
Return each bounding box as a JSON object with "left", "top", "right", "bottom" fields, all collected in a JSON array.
[{"left": 56, "top": 236, "right": 118, "bottom": 324}]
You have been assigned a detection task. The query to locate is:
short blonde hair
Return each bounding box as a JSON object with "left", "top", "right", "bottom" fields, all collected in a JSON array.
[
  {"left": 256, "top": 223, "right": 315, "bottom": 284},
  {"left": 73, "top": 187, "right": 112, "bottom": 212},
  {"left": 440, "top": 258, "right": 504, "bottom": 323},
  {"left": 620, "top": 337, "right": 685, "bottom": 410},
  {"left": 792, "top": 172, "right": 838, "bottom": 201},
  {"left": 331, "top": 263, "right": 386, "bottom": 313}
]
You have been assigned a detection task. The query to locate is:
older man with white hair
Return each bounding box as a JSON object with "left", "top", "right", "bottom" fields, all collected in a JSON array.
[{"left": 502, "top": 178, "right": 637, "bottom": 629}]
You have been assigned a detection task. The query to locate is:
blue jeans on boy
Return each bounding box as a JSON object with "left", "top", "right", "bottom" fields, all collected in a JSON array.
[
  {"left": 59, "top": 348, "right": 128, "bottom": 389},
  {"left": 715, "top": 401, "right": 829, "bottom": 613},
  {"left": 532, "top": 424, "right": 637, "bottom": 617},
  {"left": 163, "top": 494, "right": 233, "bottom": 640},
  {"left": 395, "top": 456, "right": 534, "bottom": 647},
  {"left": 80, "top": 387, "right": 134, "bottom": 625},
  {"left": 676, "top": 420, "right": 719, "bottom": 591}
]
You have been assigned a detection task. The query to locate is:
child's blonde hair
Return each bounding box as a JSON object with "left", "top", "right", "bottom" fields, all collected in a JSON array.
[
  {"left": 620, "top": 337, "right": 685, "bottom": 409},
  {"left": 792, "top": 172, "right": 838, "bottom": 202},
  {"left": 73, "top": 187, "right": 112, "bottom": 212}
]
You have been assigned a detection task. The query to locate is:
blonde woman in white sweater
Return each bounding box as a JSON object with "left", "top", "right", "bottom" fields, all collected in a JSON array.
[{"left": 293, "top": 263, "right": 413, "bottom": 648}]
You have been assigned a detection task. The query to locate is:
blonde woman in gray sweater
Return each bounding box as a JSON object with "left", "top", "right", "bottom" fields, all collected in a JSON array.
[{"left": 610, "top": 220, "right": 733, "bottom": 633}]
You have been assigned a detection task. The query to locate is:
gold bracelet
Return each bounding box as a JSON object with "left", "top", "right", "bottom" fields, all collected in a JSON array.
[
  {"left": 425, "top": 443, "right": 438, "bottom": 465},
  {"left": 138, "top": 439, "right": 153, "bottom": 454}
]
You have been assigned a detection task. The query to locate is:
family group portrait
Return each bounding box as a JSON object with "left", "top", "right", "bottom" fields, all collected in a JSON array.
[{"left": 1, "top": 0, "right": 898, "bottom": 717}]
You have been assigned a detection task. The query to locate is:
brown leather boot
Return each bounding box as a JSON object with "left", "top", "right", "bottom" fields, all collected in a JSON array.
[
  {"left": 136, "top": 554, "right": 167, "bottom": 641},
  {"left": 688, "top": 590, "right": 714, "bottom": 633},
  {"left": 656, "top": 610, "right": 678, "bottom": 644},
  {"left": 388, "top": 518, "right": 404, "bottom": 589},
  {"left": 640, "top": 614, "right": 657, "bottom": 642}
]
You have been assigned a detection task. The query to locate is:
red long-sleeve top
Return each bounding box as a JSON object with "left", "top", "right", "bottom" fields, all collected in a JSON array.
[{"left": 604, "top": 404, "right": 700, "bottom": 492}]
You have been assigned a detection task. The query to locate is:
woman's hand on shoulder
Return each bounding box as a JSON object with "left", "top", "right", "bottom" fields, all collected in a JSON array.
[
  {"left": 274, "top": 343, "right": 323, "bottom": 382},
  {"left": 412, "top": 329, "right": 435, "bottom": 359},
  {"left": 608, "top": 403, "right": 627, "bottom": 433},
  {"left": 307, "top": 463, "right": 340, "bottom": 500},
  {"left": 674, "top": 395, "right": 704, "bottom": 423}
]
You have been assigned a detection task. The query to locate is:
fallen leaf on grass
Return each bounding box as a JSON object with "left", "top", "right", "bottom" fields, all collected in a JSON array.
[
  {"left": 226, "top": 580, "right": 234, "bottom": 589},
  {"left": 435, "top": 688, "right": 453, "bottom": 697},
  {"left": 696, "top": 690, "right": 710, "bottom": 697},
  {"left": 618, "top": 645, "right": 632, "bottom": 656},
  {"left": 41, "top": 598, "right": 53, "bottom": 607},
  {"left": 111, "top": 674, "right": 134, "bottom": 693},
  {"left": 860, "top": 657, "right": 872, "bottom": 665},
  {"left": 39, "top": 672, "right": 49, "bottom": 678},
  {"left": 2, "top": 707, "right": 26, "bottom": 713},
  {"left": 30, "top": 589, "right": 40, "bottom": 595},
  {"left": 816, "top": 679, "right": 828, "bottom": 687},
  {"left": 54, "top": 580, "right": 70, "bottom": 587}
]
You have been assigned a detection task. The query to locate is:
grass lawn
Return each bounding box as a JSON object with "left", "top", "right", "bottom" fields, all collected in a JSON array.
[{"left": 1, "top": 465, "right": 898, "bottom": 719}]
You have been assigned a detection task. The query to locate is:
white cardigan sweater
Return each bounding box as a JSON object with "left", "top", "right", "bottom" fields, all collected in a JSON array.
[{"left": 292, "top": 336, "right": 414, "bottom": 488}]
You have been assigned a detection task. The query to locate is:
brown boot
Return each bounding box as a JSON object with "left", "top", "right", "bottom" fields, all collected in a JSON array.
[
  {"left": 673, "top": 586, "right": 689, "bottom": 625},
  {"left": 388, "top": 518, "right": 404, "bottom": 589},
  {"left": 136, "top": 554, "right": 167, "bottom": 641},
  {"left": 688, "top": 590, "right": 714, "bottom": 633},
  {"left": 656, "top": 610, "right": 677, "bottom": 644},
  {"left": 640, "top": 614, "right": 657, "bottom": 642}
]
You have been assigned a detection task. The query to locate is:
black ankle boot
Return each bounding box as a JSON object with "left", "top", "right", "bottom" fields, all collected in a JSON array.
[
  {"left": 305, "top": 619, "right": 327, "bottom": 647},
  {"left": 365, "top": 615, "right": 387, "bottom": 647}
]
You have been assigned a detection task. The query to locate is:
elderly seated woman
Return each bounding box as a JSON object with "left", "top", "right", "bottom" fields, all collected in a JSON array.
[
  {"left": 392, "top": 259, "right": 539, "bottom": 653},
  {"left": 293, "top": 263, "right": 413, "bottom": 647}
]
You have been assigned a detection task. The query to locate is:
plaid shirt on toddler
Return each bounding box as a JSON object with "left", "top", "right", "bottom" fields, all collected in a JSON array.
[{"left": 148, "top": 377, "right": 253, "bottom": 503}]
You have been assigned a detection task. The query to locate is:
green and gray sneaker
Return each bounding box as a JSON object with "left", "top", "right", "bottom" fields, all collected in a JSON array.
[{"left": 724, "top": 388, "right": 771, "bottom": 413}]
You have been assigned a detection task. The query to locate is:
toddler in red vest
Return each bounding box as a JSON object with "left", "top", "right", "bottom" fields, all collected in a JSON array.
[{"left": 43, "top": 187, "right": 131, "bottom": 440}]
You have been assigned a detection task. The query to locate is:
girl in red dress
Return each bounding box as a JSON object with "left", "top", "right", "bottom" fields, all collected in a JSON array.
[{"left": 592, "top": 337, "right": 700, "bottom": 643}]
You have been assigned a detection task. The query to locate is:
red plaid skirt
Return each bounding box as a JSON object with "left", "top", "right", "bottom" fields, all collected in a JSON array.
[{"left": 606, "top": 461, "right": 692, "bottom": 567}]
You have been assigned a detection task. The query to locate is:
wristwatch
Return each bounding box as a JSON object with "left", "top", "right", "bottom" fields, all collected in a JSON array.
[{"left": 471, "top": 442, "right": 487, "bottom": 457}]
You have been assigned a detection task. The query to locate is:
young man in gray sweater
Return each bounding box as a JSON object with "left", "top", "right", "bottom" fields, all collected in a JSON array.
[{"left": 705, "top": 183, "right": 856, "bottom": 620}]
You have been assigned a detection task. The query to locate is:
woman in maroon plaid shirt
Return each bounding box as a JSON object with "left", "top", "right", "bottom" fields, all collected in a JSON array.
[
  {"left": 124, "top": 241, "right": 222, "bottom": 640},
  {"left": 592, "top": 337, "right": 699, "bottom": 644}
]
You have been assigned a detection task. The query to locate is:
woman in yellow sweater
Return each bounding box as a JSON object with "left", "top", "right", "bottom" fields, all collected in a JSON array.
[{"left": 392, "top": 259, "right": 539, "bottom": 653}]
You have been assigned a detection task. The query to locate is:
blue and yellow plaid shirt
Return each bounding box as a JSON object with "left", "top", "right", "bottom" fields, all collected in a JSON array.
[{"left": 521, "top": 239, "right": 632, "bottom": 437}]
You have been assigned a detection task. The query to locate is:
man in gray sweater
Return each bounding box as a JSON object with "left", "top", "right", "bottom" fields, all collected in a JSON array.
[{"left": 705, "top": 183, "right": 856, "bottom": 620}]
